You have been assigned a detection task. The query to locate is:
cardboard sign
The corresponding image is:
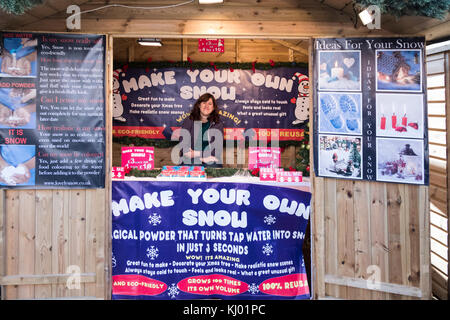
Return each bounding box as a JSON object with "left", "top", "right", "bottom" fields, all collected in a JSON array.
[
  {"left": 198, "top": 38, "right": 224, "bottom": 52},
  {"left": 248, "top": 147, "right": 281, "bottom": 170},
  {"left": 259, "top": 168, "right": 284, "bottom": 181},
  {"left": 112, "top": 167, "right": 125, "bottom": 179},
  {"left": 121, "top": 147, "right": 154, "bottom": 170},
  {"left": 277, "top": 171, "right": 303, "bottom": 183}
]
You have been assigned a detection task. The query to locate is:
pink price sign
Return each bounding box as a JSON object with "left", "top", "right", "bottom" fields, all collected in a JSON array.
[
  {"left": 121, "top": 147, "right": 154, "bottom": 170},
  {"left": 198, "top": 38, "right": 225, "bottom": 52},
  {"left": 248, "top": 147, "right": 281, "bottom": 170},
  {"left": 112, "top": 167, "right": 125, "bottom": 179}
]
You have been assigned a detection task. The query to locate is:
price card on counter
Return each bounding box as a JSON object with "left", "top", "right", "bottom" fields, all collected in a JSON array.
[{"left": 121, "top": 147, "right": 154, "bottom": 170}]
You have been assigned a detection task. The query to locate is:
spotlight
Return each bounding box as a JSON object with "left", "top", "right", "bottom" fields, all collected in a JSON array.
[{"left": 359, "top": 8, "right": 374, "bottom": 25}]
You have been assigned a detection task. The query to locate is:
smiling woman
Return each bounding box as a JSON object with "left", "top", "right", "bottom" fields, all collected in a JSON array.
[{"left": 172, "top": 92, "right": 224, "bottom": 167}]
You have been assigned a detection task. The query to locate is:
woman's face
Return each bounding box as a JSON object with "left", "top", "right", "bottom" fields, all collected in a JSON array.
[{"left": 199, "top": 98, "right": 214, "bottom": 118}]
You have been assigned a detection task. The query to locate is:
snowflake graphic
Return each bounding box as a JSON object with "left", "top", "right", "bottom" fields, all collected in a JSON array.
[
  {"left": 264, "top": 214, "right": 276, "bottom": 225},
  {"left": 262, "top": 243, "right": 273, "bottom": 256},
  {"left": 248, "top": 283, "right": 259, "bottom": 295},
  {"left": 148, "top": 213, "right": 162, "bottom": 226},
  {"left": 168, "top": 283, "right": 179, "bottom": 299},
  {"left": 146, "top": 246, "right": 159, "bottom": 260}
]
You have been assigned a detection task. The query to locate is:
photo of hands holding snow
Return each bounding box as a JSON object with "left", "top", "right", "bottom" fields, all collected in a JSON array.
[
  {"left": 0, "top": 37, "right": 37, "bottom": 77},
  {"left": 0, "top": 145, "right": 35, "bottom": 186},
  {"left": 0, "top": 88, "right": 36, "bottom": 128}
]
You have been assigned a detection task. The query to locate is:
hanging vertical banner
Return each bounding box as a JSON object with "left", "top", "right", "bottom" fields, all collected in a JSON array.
[
  {"left": 0, "top": 32, "right": 105, "bottom": 188},
  {"left": 112, "top": 180, "right": 311, "bottom": 300},
  {"left": 313, "top": 37, "right": 428, "bottom": 185}
]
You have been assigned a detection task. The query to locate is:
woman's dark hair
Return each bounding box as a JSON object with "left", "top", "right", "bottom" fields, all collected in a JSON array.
[{"left": 189, "top": 93, "right": 221, "bottom": 123}]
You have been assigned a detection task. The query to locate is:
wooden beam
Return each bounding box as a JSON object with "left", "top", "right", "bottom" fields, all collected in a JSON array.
[
  {"left": 423, "top": 21, "right": 450, "bottom": 41},
  {"left": 0, "top": 273, "right": 96, "bottom": 286},
  {"left": 11, "top": 19, "right": 393, "bottom": 37},
  {"left": 272, "top": 39, "right": 309, "bottom": 56},
  {"left": 324, "top": 274, "right": 423, "bottom": 297}
]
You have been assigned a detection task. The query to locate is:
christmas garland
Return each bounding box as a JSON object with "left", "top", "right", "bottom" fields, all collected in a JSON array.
[
  {"left": 114, "top": 61, "right": 308, "bottom": 71},
  {"left": 113, "top": 136, "right": 304, "bottom": 148},
  {"left": 0, "top": 0, "right": 43, "bottom": 15}
]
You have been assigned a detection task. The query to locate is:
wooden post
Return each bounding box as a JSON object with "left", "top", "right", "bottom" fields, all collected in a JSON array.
[
  {"left": 182, "top": 38, "right": 188, "bottom": 61},
  {"left": 0, "top": 189, "right": 4, "bottom": 300},
  {"left": 104, "top": 34, "right": 114, "bottom": 300}
]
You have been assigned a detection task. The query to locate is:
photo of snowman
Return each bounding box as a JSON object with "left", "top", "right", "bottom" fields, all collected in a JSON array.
[
  {"left": 113, "top": 68, "right": 126, "bottom": 122},
  {"left": 292, "top": 72, "right": 310, "bottom": 125}
]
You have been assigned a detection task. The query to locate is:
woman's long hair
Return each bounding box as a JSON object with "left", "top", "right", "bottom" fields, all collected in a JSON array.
[{"left": 189, "top": 93, "right": 221, "bottom": 123}]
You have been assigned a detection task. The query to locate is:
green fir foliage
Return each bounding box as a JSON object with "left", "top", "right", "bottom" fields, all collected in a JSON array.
[
  {"left": 354, "top": 0, "right": 450, "bottom": 19},
  {"left": 0, "top": 0, "right": 43, "bottom": 15}
]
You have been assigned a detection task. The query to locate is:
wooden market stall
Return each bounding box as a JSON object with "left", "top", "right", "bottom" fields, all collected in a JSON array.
[{"left": 0, "top": 0, "right": 449, "bottom": 300}]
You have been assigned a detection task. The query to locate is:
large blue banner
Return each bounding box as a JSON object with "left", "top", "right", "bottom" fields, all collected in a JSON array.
[
  {"left": 112, "top": 180, "right": 311, "bottom": 299},
  {"left": 112, "top": 66, "right": 308, "bottom": 140}
]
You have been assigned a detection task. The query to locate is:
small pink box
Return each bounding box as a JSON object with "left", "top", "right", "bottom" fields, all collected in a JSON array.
[
  {"left": 112, "top": 167, "right": 125, "bottom": 179},
  {"left": 277, "top": 171, "right": 303, "bottom": 183}
]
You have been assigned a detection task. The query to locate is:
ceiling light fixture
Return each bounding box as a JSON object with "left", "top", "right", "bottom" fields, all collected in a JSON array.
[
  {"left": 137, "top": 38, "right": 162, "bottom": 46},
  {"left": 199, "top": 0, "right": 223, "bottom": 4}
]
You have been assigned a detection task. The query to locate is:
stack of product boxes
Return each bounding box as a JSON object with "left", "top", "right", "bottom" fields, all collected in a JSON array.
[{"left": 160, "top": 166, "right": 206, "bottom": 178}]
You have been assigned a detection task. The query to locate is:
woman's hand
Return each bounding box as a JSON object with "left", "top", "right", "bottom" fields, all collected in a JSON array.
[
  {"left": 185, "top": 148, "right": 201, "bottom": 159},
  {"left": 200, "top": 156, "right": 218, "bottom": 164}
]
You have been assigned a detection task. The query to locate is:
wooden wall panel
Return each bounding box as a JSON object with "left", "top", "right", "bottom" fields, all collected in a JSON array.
[
  {"left": 1, "top": 189, "right": 108, "bottom": 299},
  {"left": 427, "top": 50, "right": 449, "bottom": 300},
  {"left": 314, "top": 179, "right": 429, "bottom": 300}
]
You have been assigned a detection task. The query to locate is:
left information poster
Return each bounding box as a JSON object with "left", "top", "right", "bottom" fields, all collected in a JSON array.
[{"left": 0, "top": 32, "right": 105, "bottom": 188}]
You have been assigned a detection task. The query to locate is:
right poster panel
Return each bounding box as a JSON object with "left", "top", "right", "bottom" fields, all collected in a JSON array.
[{"left": 313, "top": 37, "right": 429, "bottom": 185}]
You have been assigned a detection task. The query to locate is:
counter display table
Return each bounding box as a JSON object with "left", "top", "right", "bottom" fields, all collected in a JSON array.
[{"left": 111, "top": 175, "right": 311, "bottom": 300}]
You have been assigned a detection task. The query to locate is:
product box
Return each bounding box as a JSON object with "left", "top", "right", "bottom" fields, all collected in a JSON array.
[{"left": 160, "top": 166, "right": 206, "bottom": 178}]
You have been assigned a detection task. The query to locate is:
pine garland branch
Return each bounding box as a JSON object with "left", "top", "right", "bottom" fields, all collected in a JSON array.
[
  {"left": 353, "top": 0, "right": 450, "bottom": 20},
  {"left": 0, "top": 0, "right": 43, "bottom": 15}
]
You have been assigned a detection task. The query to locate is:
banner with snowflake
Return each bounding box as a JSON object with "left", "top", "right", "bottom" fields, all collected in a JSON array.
[
  {"left": 111, "top": 180, "right": 311, "bottom": 300},
  {"left": 112, "top": 66, "right": 308, "bottom": 140}
]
